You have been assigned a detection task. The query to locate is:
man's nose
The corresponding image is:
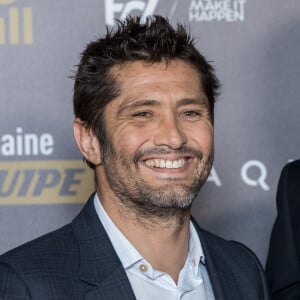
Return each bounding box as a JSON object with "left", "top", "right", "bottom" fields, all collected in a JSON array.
[{"left": 153, "top": 116, "right": 187, "bottom": 149}]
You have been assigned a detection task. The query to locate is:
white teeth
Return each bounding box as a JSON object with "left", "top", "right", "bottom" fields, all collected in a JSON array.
[
  {"left": 145, "top": 158, "right": 187, "bottom": 169},
  {"left": 172, "top": 160, "right": 179, "bottom": 168},
  {"left": 166, "top": 160, "right": 172, "bottom": 168},
  {"left": 155, "top": 159, "right": 160, "bottom": 167}
]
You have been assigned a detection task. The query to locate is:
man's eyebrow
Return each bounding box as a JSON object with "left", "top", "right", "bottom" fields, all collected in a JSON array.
[
  {"left": 117, "top": 99, "right": 159, "bottom": 115},
  {"left": 176, "top": 97, "right": 209, "bottom": 108}
]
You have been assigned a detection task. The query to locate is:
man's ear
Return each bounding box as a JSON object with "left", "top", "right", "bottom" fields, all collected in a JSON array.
[{"left": 73, "top": 118, "right": 102, "bottom": 165}]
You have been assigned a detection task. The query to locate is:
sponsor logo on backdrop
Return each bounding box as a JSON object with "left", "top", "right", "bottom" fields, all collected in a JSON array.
[
  {"left": 0, "top": 127, "right": 53, "bottom": 157},
  {"left": 189, "top": 0, "right": 247, "bottom": 22},
  {"left": 0, "top": 161, "right": 94, "bottom": 205},
  {"left": 104, "top": 0, "right": 180, "bottom": 26},
  {"left": 208, "top": 160, "right": 270, "bottom": 191},
  {"left": 105, "top": 0, "right": 159, "bottom": 26},
  {"left": 0, "top": 127, "right": 94, "bottom": 205},
  {"left": 0, "top": 0, "right": 33, "bottom": 45}
]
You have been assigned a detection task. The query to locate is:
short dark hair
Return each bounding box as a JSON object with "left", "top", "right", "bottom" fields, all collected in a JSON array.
[{"left": 73, "top": 15, "right": 220, "bottom": 168}]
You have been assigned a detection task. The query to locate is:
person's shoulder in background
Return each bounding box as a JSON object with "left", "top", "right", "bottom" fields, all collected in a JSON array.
[{"left": 266, "top": 159, "right": 300, "bottom": 300}]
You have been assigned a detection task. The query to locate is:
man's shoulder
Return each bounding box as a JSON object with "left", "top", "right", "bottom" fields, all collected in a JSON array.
[
  {"left": 195, "top": 226, "right": 270, "bottom": 298},
  {"left": 276, "top": 159, "right": 300, "bottom": 208},
  {"left": 281, "top": 159, "right": 300, "bottom": 179},
  {"left": 0, "top": 195, "right": 96, "bottom": 268},
  {"left": 194, "top": 222, "right": 264, "bottom": 272},
  {"left": 199, "top": 227, "right": 255, "bottom": 254},
  {"left": 0, "top": 222, "right": 78, "bottom": 270},
  {"left": 286, "top": 159, "right": 300, "bottom": 170},
  {"left": 0, "top": 222, "right": 84, "bottom": 298}
]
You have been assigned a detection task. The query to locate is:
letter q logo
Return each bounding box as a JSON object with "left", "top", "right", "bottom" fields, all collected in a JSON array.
[{"left": 105, "top": 0, "right": 159, "bottom": 26}]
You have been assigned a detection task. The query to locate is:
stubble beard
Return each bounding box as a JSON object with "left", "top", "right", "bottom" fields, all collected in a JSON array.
[{"left": 101, "top": 141, "right": 214, "bottom": 229}]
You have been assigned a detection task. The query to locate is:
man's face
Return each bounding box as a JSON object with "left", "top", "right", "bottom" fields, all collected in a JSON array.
[{"left": 97, "top": 59, "right": 214, "bottom": 217}]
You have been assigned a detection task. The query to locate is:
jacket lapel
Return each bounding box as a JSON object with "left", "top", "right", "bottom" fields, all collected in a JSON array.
[
  {"left": 193, "top": 219, "right": 270, "bottom": 299},
  {"left": 71, "top": 194, "right": 136, "bottom": 300},
  {"left": 200, "top": 237, "right": 240, "bottom": 300},
  {"left": 192, "top": 218, "right": 242, "bottom": 300},
  {"left": 84, "top": 265, "right": 136, "bottom": 300}
]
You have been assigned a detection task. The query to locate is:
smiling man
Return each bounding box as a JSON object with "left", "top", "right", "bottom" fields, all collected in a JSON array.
[{"left": 0, "top": 16, "right": 270, "bottom": 299}]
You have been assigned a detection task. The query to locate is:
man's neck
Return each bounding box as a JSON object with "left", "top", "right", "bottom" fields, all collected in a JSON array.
[{"left": 99, "top": 192, "right": 191, "bottom": 283}]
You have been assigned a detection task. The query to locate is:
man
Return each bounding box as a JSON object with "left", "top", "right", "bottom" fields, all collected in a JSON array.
[
  {"left": 266, "top": 159, "right": 300, "bottom": 299},
  {"left": 0, "top": 16, "right": 270, "bottom": 299}
]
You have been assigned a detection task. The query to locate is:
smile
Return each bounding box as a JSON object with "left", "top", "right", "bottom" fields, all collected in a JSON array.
[{"left": 144, "top": 158, "right": 187, "bottom": 169}]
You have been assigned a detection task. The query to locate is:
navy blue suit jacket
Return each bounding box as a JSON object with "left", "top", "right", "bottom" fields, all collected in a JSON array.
[
  {"left": 266, "top": 160, "right": 300, "bottom": 299},
  {"left": 0, "top": 194, "right": 270, "bottom": 299}
]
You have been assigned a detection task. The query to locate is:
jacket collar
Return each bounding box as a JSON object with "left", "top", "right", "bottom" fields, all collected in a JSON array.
[{"left": 71, "top": 193, "right": 136, "bottom": 300}]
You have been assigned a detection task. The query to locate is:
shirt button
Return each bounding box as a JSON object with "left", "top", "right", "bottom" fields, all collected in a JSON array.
[
  {"left": 139, "top": 264, "right": 148, "bottom": 272},
  {"left": 192, "top": 258, "right": 196, "bottom": 266}
]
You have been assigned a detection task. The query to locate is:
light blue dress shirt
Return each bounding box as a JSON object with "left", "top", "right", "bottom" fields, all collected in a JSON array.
[{"left": 94, "top": 194, "right": 215, "bottom": 299}]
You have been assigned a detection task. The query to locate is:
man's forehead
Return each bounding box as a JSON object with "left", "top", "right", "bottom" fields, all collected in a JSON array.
[
  {"left": 108, "top": 60, "right": 204, "bottom": 96},
  {"left": 106, "top": 59, "right": 207, "bottom": 109},
  {"left": 109, "top": 59, "right": 200, "bottom": 79}
]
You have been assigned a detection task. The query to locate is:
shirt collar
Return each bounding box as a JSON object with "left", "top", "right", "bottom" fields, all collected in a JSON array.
[
  {"left": 93, "top": 193, "right": 205, "bottom": 276},
  {"left": 93, "top": 193, "right": 142, "bottom": 269},
  {"left": 188, "top": 220, "right": 205, "bottom": 277}
]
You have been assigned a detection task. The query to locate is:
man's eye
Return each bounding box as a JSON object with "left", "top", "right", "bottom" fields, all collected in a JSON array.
[
  {"left": 132, "top": 111, "right": 152, "bottom": 118},
  {"left": 183, "top": 110, "right": 201, "bottom": 117}
]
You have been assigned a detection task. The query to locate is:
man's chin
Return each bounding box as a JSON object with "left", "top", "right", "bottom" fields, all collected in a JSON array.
[{"left": 139, "top": 189, "right": 197, "bottom": 209}]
